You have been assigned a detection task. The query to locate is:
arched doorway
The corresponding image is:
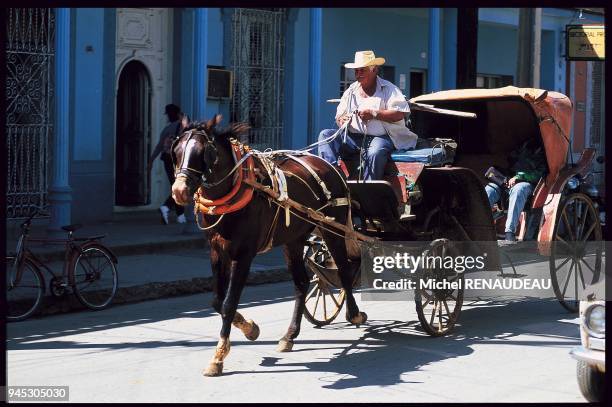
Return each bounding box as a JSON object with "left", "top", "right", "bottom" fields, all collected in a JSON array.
[{"left": 115, "top": 60, "right": 151, "bottom": 206}]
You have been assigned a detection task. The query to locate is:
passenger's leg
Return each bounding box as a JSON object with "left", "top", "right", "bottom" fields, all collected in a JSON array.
[
  {"left": 364, "top": 135, "right": 394, "bottom": 180},
  {"left": 485, "top": 182, "right": 502, "bottom": 207},
  {"left": 505, "top": 182, "right": 533, "bottom": 233}
]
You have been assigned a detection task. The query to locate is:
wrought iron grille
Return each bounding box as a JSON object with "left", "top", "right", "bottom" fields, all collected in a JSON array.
[
  {"left": 6, "top": 8, "right": 55, "bottom": 218},
  {"left": 229, "top": 8, "right": 286, "bottom": 150}
]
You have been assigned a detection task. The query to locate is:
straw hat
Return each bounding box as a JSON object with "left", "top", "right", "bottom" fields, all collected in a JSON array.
[{"left": 344, "top": 50, "right": 386, "bottom": 69}]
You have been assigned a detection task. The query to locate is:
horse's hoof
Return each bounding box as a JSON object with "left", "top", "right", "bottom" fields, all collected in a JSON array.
[
  {"left": 203, "top": 362, "right": 223, "bottom": 377},
  {"left": 276, "top": 339, "right": 294, "bottom": 352},
  {"left": 348, "top": 311, "right": 368, "bottom": 325},
  {"left": 245, "top": 321, "right": 260, "bottom": 341}
]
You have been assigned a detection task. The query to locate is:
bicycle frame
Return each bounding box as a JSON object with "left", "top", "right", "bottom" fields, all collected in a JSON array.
[
  {"left": 8, "top": 209, "right": 119, "bottom": 321},
  {"left": 10, "top": 215, "right": 109, "bottom": 291}
]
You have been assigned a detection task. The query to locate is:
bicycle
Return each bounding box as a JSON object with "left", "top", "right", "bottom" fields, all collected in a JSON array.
[{"left": 6, "top": 209, "right": 119, "bottom": 322}]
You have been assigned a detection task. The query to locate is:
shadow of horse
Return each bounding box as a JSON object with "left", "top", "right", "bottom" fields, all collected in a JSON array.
[{"left": 223, "top": 297, "right": 579, "bottom": 390}]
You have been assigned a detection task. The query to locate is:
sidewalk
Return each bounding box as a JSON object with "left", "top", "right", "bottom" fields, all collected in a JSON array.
[
  {"left": 6, "top": 211, "right": 290, "bottom": 318},
  {"left": 7, "top": 211, "right": 208, "bottom": 261}
]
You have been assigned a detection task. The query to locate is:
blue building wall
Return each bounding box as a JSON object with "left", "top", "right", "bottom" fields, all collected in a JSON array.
[
  {"left": 442, "top": 8, "right": 457, "bottom": 90},
  {"left": 477, "top": 23, "right": 518, "bottom": 77},
  {"left": 318, "top": 8, "right": 428, "bottom": 139},
  {"left": 540, "top": 30, "right": 555, "bottom": 91},
  {"left": 60, "top": 7, "right": 604, "bottom": 224},
  {"left": 205, "top": 8, "right": 229, "bottom": 122},
  {"left": 285, "top": 9, "right": 310, "bottom": 149},
  {"left": 70, "top": 8, "right": 115, "bottom": 223}
]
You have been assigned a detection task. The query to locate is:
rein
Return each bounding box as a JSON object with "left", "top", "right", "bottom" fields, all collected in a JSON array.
[{"left": 187, "top": 131, "right": 355, "bottom": 243}]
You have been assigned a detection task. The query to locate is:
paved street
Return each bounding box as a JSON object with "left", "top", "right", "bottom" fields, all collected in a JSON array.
[{"left": 7, "top": 281, "right": 585, "bottom": 403}]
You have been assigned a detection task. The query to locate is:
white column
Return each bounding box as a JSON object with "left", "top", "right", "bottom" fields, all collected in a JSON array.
[{"left": 47, "top": 8, "right": 73, "bottom": 235}]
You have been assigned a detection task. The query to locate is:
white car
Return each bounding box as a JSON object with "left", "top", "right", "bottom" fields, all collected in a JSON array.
[{"left": 570, "top": 282, "right": 605, "bottom": 402}]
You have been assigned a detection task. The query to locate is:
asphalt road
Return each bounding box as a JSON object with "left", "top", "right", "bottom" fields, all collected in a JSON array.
[{"left": 6, "top": 279, "right": 586, "bottom": 403}]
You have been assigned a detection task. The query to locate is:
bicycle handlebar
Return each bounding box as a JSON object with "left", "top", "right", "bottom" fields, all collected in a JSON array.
[{"left": 21, "top": 206, "right": 49, "bottom": 229}]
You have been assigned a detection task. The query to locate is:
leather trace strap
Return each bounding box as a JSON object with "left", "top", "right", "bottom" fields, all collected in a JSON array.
[{"left": 286, "top": 155, "right": 332, "bottom": 200}]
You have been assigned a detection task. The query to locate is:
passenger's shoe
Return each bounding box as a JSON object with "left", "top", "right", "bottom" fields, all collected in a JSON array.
[
  {"left": 498, "top": 231, "right": 517, "bottom": 246},
  {"left": 177, "top": 214, "right": 187, "bottom": 224},
  {"left": 159, "top": 205, "right": 170, "bottom": 225}
]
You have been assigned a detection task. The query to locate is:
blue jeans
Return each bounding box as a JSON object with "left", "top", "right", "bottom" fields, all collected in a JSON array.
[
  {"left": 317, "top": 128, "right": 395, "bottom": 180},
  {"left": 485, "top": 182, "right": 533, "bottom": 234}
]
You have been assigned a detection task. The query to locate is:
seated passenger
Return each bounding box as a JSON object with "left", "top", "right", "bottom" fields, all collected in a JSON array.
[
  {"left": 485, "top": 138, "right": 547, "bottom": 243},
  {"left": 318, "top": 50, "right": 417, "bottom": 180}
]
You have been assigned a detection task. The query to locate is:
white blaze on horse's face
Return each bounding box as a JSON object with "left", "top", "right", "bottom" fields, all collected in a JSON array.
[
  {"left": 183, "top": 138, "right": 197, "bottom": 168},
  {"left": 171, "top": 137, "right": 199, "bottom": 206}
]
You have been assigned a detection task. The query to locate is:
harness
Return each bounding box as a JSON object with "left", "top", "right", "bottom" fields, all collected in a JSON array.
[
  {"left": 187, "top": 137, "right": 355, "bottom": 253},
  {"left": 193, "top": 141, "right": 256, "bottom": 216}
]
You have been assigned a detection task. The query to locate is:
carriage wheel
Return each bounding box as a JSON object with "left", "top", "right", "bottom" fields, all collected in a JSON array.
[
  {"left": 550, "top": 193, "right": 603, "bottom": 313},
  {"left": 415, "top": 239, "right": 465, "bottom": 336},
  {"left": 303, "top": 234, "right": 346, "bottom": 327}
]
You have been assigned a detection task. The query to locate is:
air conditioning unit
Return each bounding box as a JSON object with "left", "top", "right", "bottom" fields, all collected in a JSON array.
[{"left": 207, "top": 68, "right": 233, "bottom": 99}]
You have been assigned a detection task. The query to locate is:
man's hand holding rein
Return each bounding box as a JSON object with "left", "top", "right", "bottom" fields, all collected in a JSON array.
[{"left": 358, "top": 109, "right": 404, "bottom": 123}]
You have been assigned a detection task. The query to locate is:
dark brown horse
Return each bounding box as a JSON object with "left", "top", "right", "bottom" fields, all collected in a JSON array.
[{"left": 171, "top": 115, "right": 367, "bottom": 377}]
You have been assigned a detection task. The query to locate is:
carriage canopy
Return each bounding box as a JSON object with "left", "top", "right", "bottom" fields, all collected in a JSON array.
[{"left": 410, "top": 86, "right": 572, "bottom": 184}]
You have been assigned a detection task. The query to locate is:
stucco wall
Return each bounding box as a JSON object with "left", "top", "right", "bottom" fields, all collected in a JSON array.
[{"left": 70, "top": 8, "right": 116, "bottom": 223}]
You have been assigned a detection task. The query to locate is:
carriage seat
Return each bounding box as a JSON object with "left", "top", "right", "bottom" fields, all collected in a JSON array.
[
  {"left": 390, "top": 146, "right": 449, "bottom": 166},
  {"left": 390, "top": 137, "right": 455, "bottom": 166}
]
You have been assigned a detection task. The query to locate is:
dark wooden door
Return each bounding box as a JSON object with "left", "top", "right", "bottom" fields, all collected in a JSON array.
[{"left": 115, "top": 61, "right": 151, "bottom": 206}]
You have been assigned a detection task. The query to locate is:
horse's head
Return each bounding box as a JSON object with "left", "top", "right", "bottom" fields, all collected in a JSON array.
[{"left": 171, "top": 114, "right": 250, "bottom": 206}]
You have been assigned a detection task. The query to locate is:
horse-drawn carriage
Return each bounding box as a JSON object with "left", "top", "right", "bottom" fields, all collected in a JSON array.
[
  {"left": 303, "top": 86, "right": 604, "bottom": 334},
  {"left": 170, "top": 86, "right": 603, "bottom": 376}
]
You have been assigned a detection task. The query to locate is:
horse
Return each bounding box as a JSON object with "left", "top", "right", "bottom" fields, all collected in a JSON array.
[{"left": 170, "top": 114, "right": 367, "bottom": 377}]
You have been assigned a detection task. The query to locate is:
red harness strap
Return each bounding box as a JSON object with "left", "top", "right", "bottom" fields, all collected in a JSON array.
[{"left": 194, "top": 142, "right": 256, "bottom": 216}]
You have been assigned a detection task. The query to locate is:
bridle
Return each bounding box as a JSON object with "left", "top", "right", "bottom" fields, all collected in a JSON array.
[
  {"left": 171, "top": 129, "right": 217, "bottom": 187},
  {"left": 171, "top": 127, "right": 257, "bottom": 218}
]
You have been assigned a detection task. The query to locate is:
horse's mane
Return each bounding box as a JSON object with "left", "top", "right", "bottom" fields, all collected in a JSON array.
[{"left": 182, "top": 121, "right": 250, "bottom": 143}]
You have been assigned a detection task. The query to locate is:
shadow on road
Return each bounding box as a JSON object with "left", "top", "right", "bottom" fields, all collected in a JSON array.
[
  {"left": 7, "top": 283, "right": 580, "bottom": 390},
  {"left": 220, "top": 297, "right": 580, "bottom": 390}
]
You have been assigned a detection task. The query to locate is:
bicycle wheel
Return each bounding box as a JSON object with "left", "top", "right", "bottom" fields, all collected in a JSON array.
[
  {"left": 7, "top": 256, "right": 45, "bottom": 322},
  {"left": 71, "top": 243, "right": 118, "bottom": 310}
]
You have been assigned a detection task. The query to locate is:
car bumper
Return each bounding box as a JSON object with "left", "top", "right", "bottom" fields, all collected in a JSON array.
[{"left": 570, "top": 346, "right": 606, "bottom": 372}]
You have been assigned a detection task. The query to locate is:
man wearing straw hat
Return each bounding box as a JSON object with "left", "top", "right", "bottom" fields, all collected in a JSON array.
[{"left": 318, "top": 50, "right": 416, "bottom": 180}]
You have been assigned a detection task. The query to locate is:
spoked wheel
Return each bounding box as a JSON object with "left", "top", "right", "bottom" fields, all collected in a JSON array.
[
  {"left": 71, "top": 243, "right": 118, "bottom": 310},
  {"left": 550, "top": 193, "right": 603, "bottom": 313},
  {"left": 7, "top": 257, "right": 45, "bottom": 322},
  {"left": 303, "top": 234, "right": 345, "bottom": 326},
  {"left": 415, "top": 239, "right": 464, "bottom": 336}
]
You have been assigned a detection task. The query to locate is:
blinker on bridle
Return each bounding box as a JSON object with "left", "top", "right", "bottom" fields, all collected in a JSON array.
[{"left": 172, "top": 129, "right": 217, "bottom": 186}]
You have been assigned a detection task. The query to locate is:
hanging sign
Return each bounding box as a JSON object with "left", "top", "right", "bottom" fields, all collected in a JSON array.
[{"left": 566, "top": 25, "right": 605, "bottom": 61}]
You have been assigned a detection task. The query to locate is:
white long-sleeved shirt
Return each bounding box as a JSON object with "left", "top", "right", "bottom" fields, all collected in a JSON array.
[{"left": 335, "top": 76, "right": 410, "bottom": 136}]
